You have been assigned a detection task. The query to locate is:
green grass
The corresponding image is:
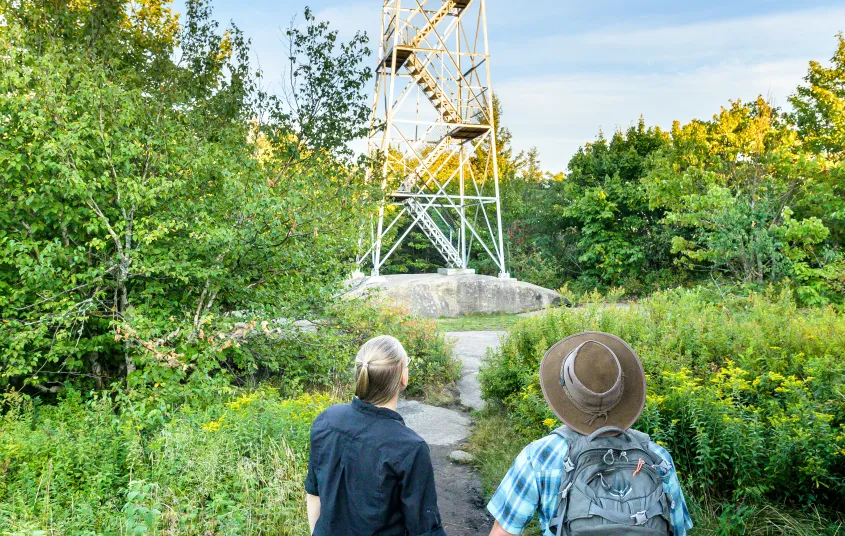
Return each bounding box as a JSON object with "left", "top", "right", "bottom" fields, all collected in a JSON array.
[
  {"left": 435, "top": 312, "right": 534, "bottom": 332},
  {"left": 0, "top": 388, "right": 331, "bottom": 535}
]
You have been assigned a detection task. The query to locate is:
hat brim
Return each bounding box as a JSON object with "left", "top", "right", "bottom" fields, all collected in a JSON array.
[{"left": 539, "top": 331, "right": 646, "bottom": 435}]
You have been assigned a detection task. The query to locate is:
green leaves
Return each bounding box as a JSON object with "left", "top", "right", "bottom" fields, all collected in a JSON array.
[
  {"left": 640, "top": 96, "right": 843, "bottom": 302},
  {"left": 480, "top": 288, "right": 845, "bottom": 512},
  {"left": 0, "top": 3, "right": 376, "bottom": 391},
  {"left": 528, "top": 119, "right": 673, "bottom": 290},
  {"left": 274, "top": 7, "right": 373, "bottom": 160},
  {"left": 790, "top": 34, "right": 845, "bottom": 157},
  {"left": 0, "top": 387, "right": 334, "bottom": 533}
]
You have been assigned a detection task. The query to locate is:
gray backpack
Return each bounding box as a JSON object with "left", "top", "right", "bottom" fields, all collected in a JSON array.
[{"left": 550, "top": 425, "right": 674, "bottom": 536}]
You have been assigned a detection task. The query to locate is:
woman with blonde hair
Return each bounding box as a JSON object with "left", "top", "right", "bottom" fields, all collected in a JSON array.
[{"left": 305, "top": 335, "right": 445, "bottom": 536}]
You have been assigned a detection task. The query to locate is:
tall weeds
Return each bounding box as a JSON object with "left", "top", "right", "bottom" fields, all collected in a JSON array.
[{"left": 477, "top": 287, "right": 845, "bottom": 533}]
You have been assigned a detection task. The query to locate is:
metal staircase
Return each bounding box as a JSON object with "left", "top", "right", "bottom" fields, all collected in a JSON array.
[
  {"left": 408, "top": 0, "right": 464, "bottom": 49},
  {"left": 383, "top": 0, "right": 471, "bottom": 70},
  {"left": 405, "top": 55, "right": 461, "bottom": 124},
  {"left": 397, "top": 1, "right": 466, "bottom": 265},
  {"left": 404, "top": 197, "right": 462, "bottom": 267},
  {"left": 399, "top": 135, "right": 453, "bottom": 193}
]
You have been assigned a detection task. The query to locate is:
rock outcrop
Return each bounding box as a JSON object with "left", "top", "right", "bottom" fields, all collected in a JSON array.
[{"left": 344, "top": 273, "right": 560, "bottom": 318}]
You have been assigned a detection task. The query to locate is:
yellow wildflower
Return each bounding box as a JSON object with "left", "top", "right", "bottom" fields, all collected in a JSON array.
[{"left": 202, "top": 416, "right": 225, "bottom": 432}]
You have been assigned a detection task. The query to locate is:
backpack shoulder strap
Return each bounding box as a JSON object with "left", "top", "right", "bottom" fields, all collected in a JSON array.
[
  {"left": 627, "top": 428, "right": 652, "bottom": 454},
  {"left": 552, "top": 425, "right": 581, "bottom": 444},
  {"left": 550, "top": 427, "right": 581, "bottom": 536},
  {"left": 626, "top": 429, "right": 672, "bottom": 471},
  {"left": 553, "top": 426, "right": 586, "bottom": 473}
]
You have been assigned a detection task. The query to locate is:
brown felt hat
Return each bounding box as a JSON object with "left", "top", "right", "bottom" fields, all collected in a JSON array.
[{"left": 539, "top": 332, "right": 646, "bottom": 435}]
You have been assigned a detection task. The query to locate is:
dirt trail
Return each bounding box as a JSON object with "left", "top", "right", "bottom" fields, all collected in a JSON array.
[{"left": 397, "top": 331, "right": 505, "bottom": 536}]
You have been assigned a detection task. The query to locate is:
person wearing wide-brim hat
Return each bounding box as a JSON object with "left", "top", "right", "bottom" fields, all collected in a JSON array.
[{"left": 485, "top": 332, "right": 694, "bottom": 536}]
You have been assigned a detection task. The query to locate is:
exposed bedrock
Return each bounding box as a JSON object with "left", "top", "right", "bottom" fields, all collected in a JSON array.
[{"left": 344, "top": 273, "right": 561, "bottom": 318}]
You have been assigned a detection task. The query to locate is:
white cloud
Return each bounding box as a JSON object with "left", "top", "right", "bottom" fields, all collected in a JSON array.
[
  {"left": 494, "top": 6, "right": 845, "bottom": 71},
  {"left": 493, "top": 6, "right": 845, "bottom": 171},
  {"left": 499, "top": 59, "right": 808, "bottom": 171}
]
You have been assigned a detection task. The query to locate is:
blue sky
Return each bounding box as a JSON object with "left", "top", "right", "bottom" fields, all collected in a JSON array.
[{"left": 178, "top": 1, "right": 845, "bottom": 171}]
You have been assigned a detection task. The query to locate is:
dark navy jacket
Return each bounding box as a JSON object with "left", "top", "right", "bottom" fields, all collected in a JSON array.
[{"left": 305, "top": 397, "right": 446, "bottom": 536}]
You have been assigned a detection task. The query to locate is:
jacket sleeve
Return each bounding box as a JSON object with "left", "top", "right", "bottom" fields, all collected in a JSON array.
[
  {"left": 399, "top": 441, "right": 446, "bottom": 536},
  {"left": 304, "top": 420, "right": 320, "bottom": 496}
]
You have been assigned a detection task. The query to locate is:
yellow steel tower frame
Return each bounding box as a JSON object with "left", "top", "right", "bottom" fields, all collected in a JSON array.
[{"left": 358, "top": 0, "right": 508, "bottom": 277}]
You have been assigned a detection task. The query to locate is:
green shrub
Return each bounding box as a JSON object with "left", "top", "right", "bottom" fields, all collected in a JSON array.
[
  {"left": 0, "top": 297, "right": 456, "bottom": 534},
  {"left": 329, "top": 300, "right": 459, "bottom": 397},
  {"left": 479, "top": 287, "right": 845, "bottom": 523},
  {"left": 0, "top": 1, "right": 376, "bottom": 394},
  {"left": 235, "top": 300, "right": 459, "bottom": 399},
  {"left": 0, "top": 387, "right": 331, "bottom": 535}
]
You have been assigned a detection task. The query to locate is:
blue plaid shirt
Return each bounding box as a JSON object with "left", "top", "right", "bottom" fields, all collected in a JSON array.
[{"left": 487, "top": 432, "right": 693, "bottom": 535}]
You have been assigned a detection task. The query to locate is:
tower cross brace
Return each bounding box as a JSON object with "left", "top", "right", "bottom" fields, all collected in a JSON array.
[{"left": 358, "top": 0, "right": 508, "bottom": 278}]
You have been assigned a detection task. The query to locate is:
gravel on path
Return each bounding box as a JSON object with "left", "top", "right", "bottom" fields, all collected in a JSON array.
[{"left": 430, "top": 444, "right": 492, "bottom": 536}]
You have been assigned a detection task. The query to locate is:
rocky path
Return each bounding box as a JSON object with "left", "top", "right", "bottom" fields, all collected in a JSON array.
[{"left": 397, "top": 331, "right": 506, "bottom": 536}]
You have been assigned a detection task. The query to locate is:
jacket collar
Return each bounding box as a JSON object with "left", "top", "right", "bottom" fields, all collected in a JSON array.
[{"left": 352, "top": 397, "right": 405, "bottom": 424}]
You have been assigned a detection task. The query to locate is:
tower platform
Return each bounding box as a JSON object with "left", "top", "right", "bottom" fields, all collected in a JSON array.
[
  {"left": 381, "top": 47, "right": 413, "bottom": 70},
  {"left": 449, "top": 124, "right": 491, "bottom": 140}
]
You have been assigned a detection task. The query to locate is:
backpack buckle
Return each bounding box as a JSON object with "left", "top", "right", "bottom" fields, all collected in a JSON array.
[
  {"left": 559, "top": 482, "right": 572, "bottom": 499},
  {"left": 563, "top": 457, "right": 575, "bottom": 472},
  {"left": 654, "top": 459, "right": 672, "bottom": 477},
  {"left": 631, "top": 511, "right": 648, "bottom": 526}
]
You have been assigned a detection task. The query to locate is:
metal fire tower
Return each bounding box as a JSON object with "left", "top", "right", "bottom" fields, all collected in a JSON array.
[{"left": 358, "top": 0, "right": 508, "bottom": 277}]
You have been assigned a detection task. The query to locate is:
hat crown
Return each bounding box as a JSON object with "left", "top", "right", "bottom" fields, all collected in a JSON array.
[
  {"left": 573, "top": 341, "right": 621, "bottom": 393},
  {"left": 561, "top": 340, "right": 624, "bottom": 417}
]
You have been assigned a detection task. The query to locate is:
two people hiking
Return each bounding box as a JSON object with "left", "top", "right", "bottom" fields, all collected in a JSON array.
[{"left": 306, "top": 332, "right": 693, "bottom": 536}]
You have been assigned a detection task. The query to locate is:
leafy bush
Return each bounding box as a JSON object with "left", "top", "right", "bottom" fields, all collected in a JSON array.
[
  {"left": 0, "top": 296, "right": 456, "bottom": 534},
  {"left": 644, "top": 97, "right": 845, "bottom": 306},
  {"left": 231, "top": 300, "right": 459, "bottom": 399},
  {"left": 478, "top": 288, "right": 845, "bottom": 526},
  {"left": 0, "top": 387, "right": 332, "bottom": 535},
  {"left": 0, "top": 0, "right": 376, "bottom": 393}
]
